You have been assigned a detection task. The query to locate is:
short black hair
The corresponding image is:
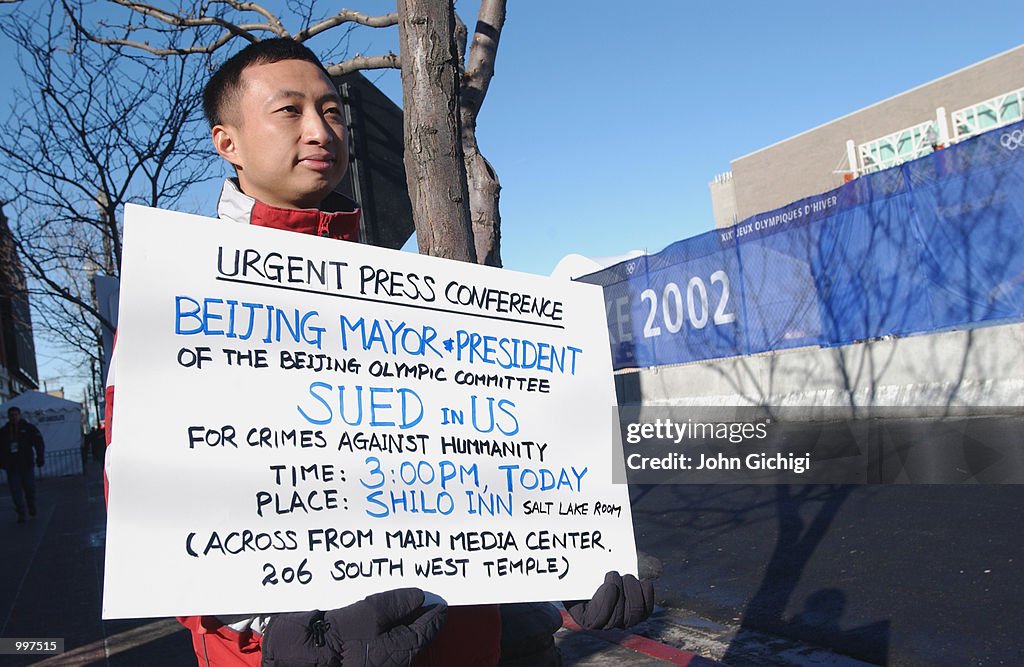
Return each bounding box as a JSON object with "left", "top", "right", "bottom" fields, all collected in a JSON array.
[{"left": 202, "top": 38, "right": 334, "bottom": 127}]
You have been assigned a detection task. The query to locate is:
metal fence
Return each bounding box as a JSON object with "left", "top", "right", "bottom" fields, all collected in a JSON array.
[
  {"left": 582, "top": 119, "right": 1024, "bottom": 371},
  {"left": 0, "top": 448, "right": 84, "bottom": 484}
]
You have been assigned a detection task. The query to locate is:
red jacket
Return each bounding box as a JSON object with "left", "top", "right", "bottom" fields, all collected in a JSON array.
[{"left": 106, "top": 180, "right": 501, "bottom": 666}]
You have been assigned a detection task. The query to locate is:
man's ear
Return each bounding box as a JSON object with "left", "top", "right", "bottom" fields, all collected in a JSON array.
[{"left": 211, "top": 124, "right": 242, "bottom": 168}]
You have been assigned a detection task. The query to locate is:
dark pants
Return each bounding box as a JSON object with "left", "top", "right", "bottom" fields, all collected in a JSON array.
[{"left": 6, "top": 465, "right": 36, "bottom": 516}]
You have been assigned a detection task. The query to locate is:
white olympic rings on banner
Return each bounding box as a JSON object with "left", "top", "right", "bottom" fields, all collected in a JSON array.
[{"left": 1000, "top": 129, "right": 1023, "bottom": 150}]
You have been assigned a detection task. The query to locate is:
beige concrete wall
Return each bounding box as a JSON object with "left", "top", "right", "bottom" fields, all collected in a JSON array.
[
  {"left": 615, "top": 322, "right": 1024, "bottom": 419},
  {"left": 724, "top": 44, "right": 1024, "bottom": 222},
  {"left": 709, "top": 174, "right": 738, "bottom": 229}
]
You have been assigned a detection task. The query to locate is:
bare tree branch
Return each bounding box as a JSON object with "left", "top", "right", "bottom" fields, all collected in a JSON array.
[
  {"left": 287, "top": 0, "right": 318, "bottom": 30},
  {"left": 62, "top": 0, "right": 265, "bottom": 55},
  {"left": 461, "top": 0, "right": 505, "bottom": 125},
  {"left": 294, "top": 9, "right": 398, "bottom": 41},
  {"left": 208, "top": 1, "right": 289, "bottom": 36},
  {"left": 69, "top": 1, "right": 398, "bottom": 58},
  {"left": 325, "top": 52, "right": 400, "bottom": 76},
  {"left": 453, "top": 10, "right": 467, "bottom": 72},
  {"left": 459, "top": 0, "right": 507, "bottom": 267},
  {"left": 10, "top": 234, "right": 114, "bottom": 331},
  {"left": 0, "top": 6, "right": 216, "bottom": 363},
  {"left": 107, "top": 0, "right": 285, "bottom": 37}
]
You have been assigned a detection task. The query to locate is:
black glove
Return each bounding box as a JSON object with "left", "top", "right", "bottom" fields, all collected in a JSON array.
[
  {"left": 262, "top": 588, "right": 447, "bottom": 667},
  {"left": 36, "top": 457, "right": 44, "bottom": 468},
  {"left": 564, "top": 571, "right": 654, "bottom": 630}
]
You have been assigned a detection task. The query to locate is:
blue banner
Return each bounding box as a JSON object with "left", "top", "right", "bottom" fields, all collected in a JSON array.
[{"left": 581, "top": 121, "right": 1024, "bottom": 370}]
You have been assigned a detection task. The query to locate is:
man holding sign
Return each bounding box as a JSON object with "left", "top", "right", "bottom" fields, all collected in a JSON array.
[{"left": 105, "top": 39, "right": 652, "bottom": 666}]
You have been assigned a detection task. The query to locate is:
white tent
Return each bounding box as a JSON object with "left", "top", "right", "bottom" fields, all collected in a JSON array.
[
  {"left": 1, "top": 391, "right": 83, "bottom": 477},
  {"left": 550, "top": 250, "right": 648, "bottom": 280}
]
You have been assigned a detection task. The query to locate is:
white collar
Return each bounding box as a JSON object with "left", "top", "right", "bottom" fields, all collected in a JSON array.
[{"left": 215, "top": 179, "right": 256, "bottom": 225}]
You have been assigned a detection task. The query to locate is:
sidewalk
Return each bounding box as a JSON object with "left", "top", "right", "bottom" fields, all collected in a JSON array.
[
  {"left": 0, "top": 468, "right": 193, "bottom": 666},
  {"left": 0, "top": 467, "right": 722, "bottom": 666},
  {"left": 4, "top": 467, "right": 880, "bottom": 665}
]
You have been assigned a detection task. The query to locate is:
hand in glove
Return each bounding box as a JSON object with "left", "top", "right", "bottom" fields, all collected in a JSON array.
[
  {"left": 564, "top": 571, "right": 654, "bottom": 630},
  {"left": 262, "top": 588, "right": 447, "bottom": 667}
]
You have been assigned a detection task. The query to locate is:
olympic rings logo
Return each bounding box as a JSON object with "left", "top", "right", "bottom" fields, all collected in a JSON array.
[{"left": 1000, "top": 129, "right": 1023, "bottom": 150}]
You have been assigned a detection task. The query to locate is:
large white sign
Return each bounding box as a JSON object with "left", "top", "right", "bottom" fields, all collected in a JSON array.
[{"left": 102, "top": 204, "right": 637, "bottom": 618}]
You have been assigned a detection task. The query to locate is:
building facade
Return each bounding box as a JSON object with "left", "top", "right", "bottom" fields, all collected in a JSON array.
[
  {"left": 0, "top": 206, "right": 39, "bottom": 402},
  {"left": 710, "top": 44, "right": 1024, "bottom": 228}
]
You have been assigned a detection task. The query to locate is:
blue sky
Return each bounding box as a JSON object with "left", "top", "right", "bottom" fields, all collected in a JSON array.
[
  {"left": 3, "top": 0, "right": 1023, "bottom": 397},
  {"left": 467, "top": 1, "right": 1023, "bottom": 273},
  {"left": 120, "top": 0, "right": 1024, "bottom": 275}
]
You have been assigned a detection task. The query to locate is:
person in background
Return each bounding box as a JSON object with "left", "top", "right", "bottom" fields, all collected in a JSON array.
[
  {"left": 91, "top": 424, "right": 106, "bottom": 463},
  {"left": 81, "top": 427, "right": 92, "bottom": 473},
  {"left": 1, "top": 406, "right": 45, "bottom": 523}
]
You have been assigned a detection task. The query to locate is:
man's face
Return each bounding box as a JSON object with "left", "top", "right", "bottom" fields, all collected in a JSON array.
[
  {"left": 8, "top": 408, "right": 20, "bottom": 424},
  {"left": 212, "top": 59, "right": 348, "bottom": 210}
]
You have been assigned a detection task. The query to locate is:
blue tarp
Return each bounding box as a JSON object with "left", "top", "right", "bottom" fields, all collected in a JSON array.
[{"left": 580, "top": 121, "right": 1024, "bottom": 370}]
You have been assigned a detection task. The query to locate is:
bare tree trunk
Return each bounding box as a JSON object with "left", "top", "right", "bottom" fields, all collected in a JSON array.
[
  {"left": 464, "top": 147, "right": 501, "bottom": 266},
  {"left": 397, "top": 0, "right": 476, "bottom": 263},
  {"left": 459, "top": 0, "right": 506, "bottom": 267}
]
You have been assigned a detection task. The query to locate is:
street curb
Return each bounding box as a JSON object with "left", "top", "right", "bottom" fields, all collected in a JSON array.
[{"left": 560, "top": 609, "right": 725, "bottom": 666}]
